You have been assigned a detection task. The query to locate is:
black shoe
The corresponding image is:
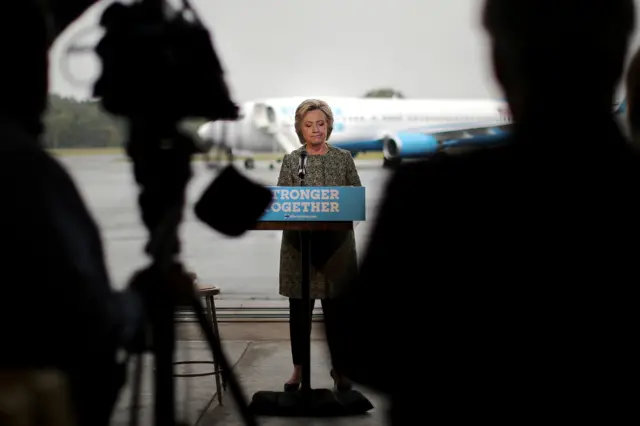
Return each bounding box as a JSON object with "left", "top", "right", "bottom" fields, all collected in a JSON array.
[
  {"left": 330, "top": 369, "right": 352, "bottom": 392},
  {"left": 284, "top": 381, "right": 300, "bottom": 392}
]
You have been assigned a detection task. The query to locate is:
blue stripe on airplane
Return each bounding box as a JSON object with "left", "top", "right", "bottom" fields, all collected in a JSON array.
[
  {"left": 331, "top": 122, "right": 509, "bottom": 152},
  {"left": 403, "top": 120, "right": 506, "bottom": 133},
  {"left": 334, "top": 119, "right": 508, "bottom": 136},
  {"left": 330, "top": 139, "right": 384, "bottom": 152}
]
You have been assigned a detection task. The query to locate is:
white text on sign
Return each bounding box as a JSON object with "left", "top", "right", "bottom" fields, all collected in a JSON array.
[{"left": 267, "top": 188, "right": 340, "bottom": 213}]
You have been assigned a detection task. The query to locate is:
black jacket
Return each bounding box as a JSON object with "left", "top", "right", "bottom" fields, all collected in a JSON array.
[{"left": 334, "top": 118, "right": 637, "bottom": 422}]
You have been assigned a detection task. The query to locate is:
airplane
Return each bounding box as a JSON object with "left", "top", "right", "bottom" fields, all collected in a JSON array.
[
  {"left": 196, "top": 101, "right": 280, "bottom": 170},
  {"left": 198, "top": 96, "right": 627, "bottom": 170},
  {"left": 197, "top": 96, "right": 512, "bottom": 170}
]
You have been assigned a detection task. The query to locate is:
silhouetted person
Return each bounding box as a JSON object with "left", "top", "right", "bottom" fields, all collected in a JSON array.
[
  {"left": 0, "top": 3, "right": 144, "bottom": 425},
  {"left": 626, "top": 46, "right": 640, "bottom": 146},
  {"left": 332, "top": 1, "right": 637, "bottom": 423}
]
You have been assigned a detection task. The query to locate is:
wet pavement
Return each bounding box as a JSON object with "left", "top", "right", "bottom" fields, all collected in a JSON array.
[{"left": 59, "top": 154, "right": 394, "bottom": 304}]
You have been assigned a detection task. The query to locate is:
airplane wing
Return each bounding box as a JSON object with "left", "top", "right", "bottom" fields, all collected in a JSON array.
[{"left": 381, "top": 121, "right": 513, "bottom": 161}]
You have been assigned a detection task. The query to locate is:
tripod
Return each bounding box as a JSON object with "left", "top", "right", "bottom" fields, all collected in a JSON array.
[
  {"left": 89, "top": 0, "right": 258, "bottom": 422},
  {"left": 124, "top": 122, "right": 257, "bottom": 426}
]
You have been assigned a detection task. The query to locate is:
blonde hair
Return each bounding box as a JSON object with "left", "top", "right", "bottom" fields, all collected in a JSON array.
[{"left": 294, "top": 99, "right": 334, "bottom": 144}]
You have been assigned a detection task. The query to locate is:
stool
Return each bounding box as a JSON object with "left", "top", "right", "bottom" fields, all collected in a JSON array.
[{"left": 173, "top": 285, "right": 226, "bottom": 405}]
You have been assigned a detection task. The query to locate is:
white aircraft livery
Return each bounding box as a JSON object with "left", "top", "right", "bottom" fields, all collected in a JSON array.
[{"left": 198, "top": 96, "right": 627, "bottom": 169}]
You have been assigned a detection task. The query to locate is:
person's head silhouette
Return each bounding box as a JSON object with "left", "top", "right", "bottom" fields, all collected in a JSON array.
[
  {"left": 482, "top": 0, "right": 635, "bottom": 123},
  {"left": 625, "top": 48, "right": 640, "bottom": 145}
]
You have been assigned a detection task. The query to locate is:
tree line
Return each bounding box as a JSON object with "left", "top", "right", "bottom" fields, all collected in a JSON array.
[
  {"left": 43, "top": 88, "right": 404, "bottom": 149},
  {"left": 43, "top": 94, "right": 205, "bottom": 149}
]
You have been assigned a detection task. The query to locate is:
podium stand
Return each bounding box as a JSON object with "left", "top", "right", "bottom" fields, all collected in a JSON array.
[{"left": 247, "top": 185, "right": 373, "bottom": 417}]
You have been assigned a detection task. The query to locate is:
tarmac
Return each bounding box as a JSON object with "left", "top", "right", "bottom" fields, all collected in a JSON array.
[{"left": 60, "top": 154, "right": 394, "bottom": 305}]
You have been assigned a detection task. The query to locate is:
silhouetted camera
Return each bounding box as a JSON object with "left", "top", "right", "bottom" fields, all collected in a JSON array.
[
  {"left": 93, "top": 0, "right": 238, "bottom": 122},
  {"left": 90, "top": 2, "right": 263, "bottom": 424},
  {"left": 93, "top": 0, "right": 272, "bottom": 238}
]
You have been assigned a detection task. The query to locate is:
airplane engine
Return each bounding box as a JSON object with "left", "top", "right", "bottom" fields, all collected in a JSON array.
[{"left": 383, "top": 132, "right": 442, "bottom": 160}]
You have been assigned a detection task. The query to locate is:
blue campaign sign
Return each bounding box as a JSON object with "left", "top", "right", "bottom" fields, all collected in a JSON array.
[{"left": 259, "top": 186, "right": 366, "bottom": 221}]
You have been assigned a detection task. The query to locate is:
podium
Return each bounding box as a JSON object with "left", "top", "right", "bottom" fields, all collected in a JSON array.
[{"left": 247, "top": 186, "right": 374, "bottom": 417}]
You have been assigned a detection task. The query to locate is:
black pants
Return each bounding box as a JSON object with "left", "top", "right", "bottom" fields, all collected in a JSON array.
[{"left": 289, "top": 298, "right": 343, "bottom": 369}]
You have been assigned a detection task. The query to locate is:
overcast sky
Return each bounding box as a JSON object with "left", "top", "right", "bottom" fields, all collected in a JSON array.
[{"left": 49, "top": 0, "right": 640, "bottom": 102}]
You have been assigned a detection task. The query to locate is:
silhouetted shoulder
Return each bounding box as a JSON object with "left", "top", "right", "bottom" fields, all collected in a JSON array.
[{"left": 392, "top": 130, "right": 640, "bottom": 189}]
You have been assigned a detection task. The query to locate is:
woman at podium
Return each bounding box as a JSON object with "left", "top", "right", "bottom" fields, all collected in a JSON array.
[{"left": 276, "top": 99, "right": 362, "bottom": 393}]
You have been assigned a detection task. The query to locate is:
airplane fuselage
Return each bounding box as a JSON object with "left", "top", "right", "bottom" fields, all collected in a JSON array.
[{"left": 198, "top": 96, "right": 512, "bottom": 169}]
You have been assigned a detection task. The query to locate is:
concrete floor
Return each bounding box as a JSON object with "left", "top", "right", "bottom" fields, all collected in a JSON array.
[{"left": 110, "top": 339, "right": 389, "bottom": 426}]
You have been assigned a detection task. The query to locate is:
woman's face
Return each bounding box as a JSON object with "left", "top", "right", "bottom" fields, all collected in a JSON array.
[{"left": 301, "top": 109, "right": 327, "bottom": 146}]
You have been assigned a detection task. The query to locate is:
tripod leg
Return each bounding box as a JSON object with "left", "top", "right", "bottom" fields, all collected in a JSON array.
[
  {"left": 205, "top": 296, "right": 223, "bottom": 404},
  {"left": 153, "top": 297, "right": 176, "bottom": 426},
  {"left": 128, "top": 354, "right": 144, "bottom": 426}
]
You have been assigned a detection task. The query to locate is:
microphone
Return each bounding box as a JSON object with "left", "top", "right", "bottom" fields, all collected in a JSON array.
[{"left": 298, "top": 151, "right": 308, "bottom": 180}]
